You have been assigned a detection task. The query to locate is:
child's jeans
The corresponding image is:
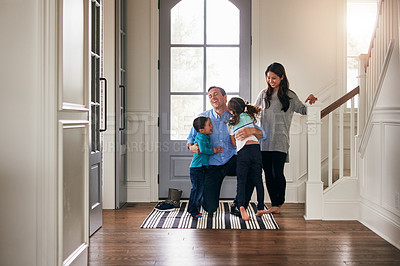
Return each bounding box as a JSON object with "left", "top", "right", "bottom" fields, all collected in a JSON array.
[
  {"left": 236, "top": 144, "right": 264, "bottom": 210},
  {"left": 187, "top": 166, "right": 206, "bottom": 217}
]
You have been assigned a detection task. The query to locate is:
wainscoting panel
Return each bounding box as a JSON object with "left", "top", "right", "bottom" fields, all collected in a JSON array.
[
  {"left": 382, "top": 122, "right": 400, "bottom": 216},
  {"left": 127, "top": 118, "right": 146, "bottom": 182},
  {"left": 359, "top": 108, "right": 400, "bottom": 249},
  {"left": 58, "top": 121, "right": 89, "bottom": 264},
  {"left": 126, "top": 112, "right": 158, "bottom": 202}
]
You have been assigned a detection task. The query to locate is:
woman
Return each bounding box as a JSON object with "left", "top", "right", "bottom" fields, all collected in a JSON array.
[{"left": 255, "top": 62, "right": 317, "bottom": 214}]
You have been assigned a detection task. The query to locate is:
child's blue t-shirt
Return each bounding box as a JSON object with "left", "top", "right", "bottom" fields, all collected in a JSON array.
[{"left": 190, "top": 133, "right": 215, "bottom": 168}]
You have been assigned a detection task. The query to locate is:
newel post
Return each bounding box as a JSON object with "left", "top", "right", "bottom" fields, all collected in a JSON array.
[{"left": 304, "top": 104, "right": 323, "bottom": 220}]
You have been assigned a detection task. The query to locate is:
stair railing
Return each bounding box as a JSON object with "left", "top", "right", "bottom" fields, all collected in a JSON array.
[
  {"left": 322, "top": 86, "right": 360, "bottom": 187},
  {"left": 305, "top": 88, "right": 359, "bottom": 220}
]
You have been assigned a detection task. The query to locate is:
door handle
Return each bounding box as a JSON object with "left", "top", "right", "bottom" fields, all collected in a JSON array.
[
  {"left": 119, "top": 85, "right": 126, "bottom": 131},
  {"left": 99, "top": 77, "right": 107, "bottom": 132}
]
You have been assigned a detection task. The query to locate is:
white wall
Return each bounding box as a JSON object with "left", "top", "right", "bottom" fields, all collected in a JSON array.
[
  {"left": 125, "top": 0, "right": 159, "bottom": 202},
  {"left": 251, "top": 0, "right": 346, "bottom": 101},
  {"left": 359, "top": 37, "right": 400, "bottom": 249},
  {"left": 0, "top": 0, "right": 41, "bottom": 264}
]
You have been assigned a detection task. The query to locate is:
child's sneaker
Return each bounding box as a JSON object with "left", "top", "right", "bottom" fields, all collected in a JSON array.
[
  {"left": 154, "top": 201, "right": 175, "bottom": 211},
  {"left": 191, "top": 213, "right": 202, "bottom": 219}
]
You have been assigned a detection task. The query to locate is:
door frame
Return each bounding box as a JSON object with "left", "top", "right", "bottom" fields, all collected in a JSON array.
[
  {"left": 115, "top": 0, "right": 127, "bottom": 209},
  {"left": 158, "top": 0, "right": 252, "bottom": 198}
]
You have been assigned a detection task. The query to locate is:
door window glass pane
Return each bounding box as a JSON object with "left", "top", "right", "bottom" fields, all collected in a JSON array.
[
  {"left": 171, "top": 95, "right": 203, "bottom": 140},
  {"left": 206, "top": 0, "right": 239, "bottom": 44},
  {"left": 206, "top": 47, "right": 239, "bottom": 93},
  {"left": 171, "top": 47, "right": 203, "bottom": 92},
  {"left": 171, "top": 0, "right": 204, "bottom": 44}
]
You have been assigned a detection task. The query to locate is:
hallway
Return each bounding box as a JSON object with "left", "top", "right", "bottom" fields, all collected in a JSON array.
[{"left": 88, "top": 203, "right": 400, "bottom": 265}]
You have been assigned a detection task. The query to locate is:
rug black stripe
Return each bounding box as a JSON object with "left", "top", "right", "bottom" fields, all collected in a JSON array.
[
  {"left": 239, "top": 203, "right": 247, "bottom": 229},
  {"left": 190, "top": 201, "right": 198, "bottom": 228},
  {"left": 223, "top": 202, "right": 231, "bottom": 229},
  {"left": 172, "top": 202, "right": 186, "bottom": 228},
  {"left": 147, "top": 209, "right": 162, "bottom": 228},
  {"left": 250, "top": 202, "right": 266, "bottom": 229},
  {"left": 269, "top": 212, "right": 279, "bottom": 229},
  {"left": 156, "top": 211, "right": 169, "bottom": 228},
  {"left": 206, "top": 211, "right": 213, "bottom": 229}
]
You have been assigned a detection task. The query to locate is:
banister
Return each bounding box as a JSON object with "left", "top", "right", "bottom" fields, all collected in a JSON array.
[{"left": 320, "top": 86, "right": 359, "bottom": 119}]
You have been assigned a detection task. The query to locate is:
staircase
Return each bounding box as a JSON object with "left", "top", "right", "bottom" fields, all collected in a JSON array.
[{"left": 304, "top": 0, "right": 398, "bottom": 220}]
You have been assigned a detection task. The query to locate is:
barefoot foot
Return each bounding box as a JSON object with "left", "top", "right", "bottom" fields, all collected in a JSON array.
[
  {"left": 265, "top": 206, "right": 281, "bottom": 214},
  {"left": 240, "top": 206, "right": 251, "bottom": 221},
  {"left": 255, "top": 210, "right": 268, "bottom": 217}
]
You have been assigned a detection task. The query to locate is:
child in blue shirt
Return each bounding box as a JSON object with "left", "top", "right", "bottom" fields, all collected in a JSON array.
[{"left": 188, "top": 116, "right": 223, "bottom": 218}]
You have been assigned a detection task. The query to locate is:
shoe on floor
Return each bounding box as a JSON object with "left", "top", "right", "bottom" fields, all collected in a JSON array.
[
  {"left": 230, "top": 203, "right": 241, "bottom": 217},
  {"left": 165, "top": 199, "right": 180, "bottom": 208},
  {"left": 154, "top": 201, "right": 175, "bottom": 212}
]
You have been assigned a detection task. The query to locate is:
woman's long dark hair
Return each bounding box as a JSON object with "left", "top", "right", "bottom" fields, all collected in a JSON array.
[
  {"left": 228, "top": 97, "right": 261, "bottom": 126},
  {"left": 264, "top": 62, "right": 292, "bottom": 112}
]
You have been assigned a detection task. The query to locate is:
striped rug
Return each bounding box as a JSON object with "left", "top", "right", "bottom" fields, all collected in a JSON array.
[{"left": 140, "top": 201, "right": 279, "bottom": 229}]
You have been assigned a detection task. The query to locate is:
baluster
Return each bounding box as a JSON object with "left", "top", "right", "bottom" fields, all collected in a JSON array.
[
  {"left": 379, "top": 5, "right": 384, "bottom": 69},
  {"left": 350, "top": 98, "right": 355, "bottom": 177},
  {"left": 328, "top": 113, "right": 333, "bottom": 186},
  {"left": 339, "top": 105, "right": 344, "bottom": 179},
  {"left": 388, "top": 0, "right": 392, "bottom": 40}
]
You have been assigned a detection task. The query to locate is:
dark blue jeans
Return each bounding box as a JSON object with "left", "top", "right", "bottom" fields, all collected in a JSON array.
[
  {"left": 202, "top": 155, "right": 253, "bottom": 213},
  {"left": 237, "top": 144, "right": 264, "bottom": 210},
  {"left": 187, "top": 166, "right": 206, "bottom": 216}
]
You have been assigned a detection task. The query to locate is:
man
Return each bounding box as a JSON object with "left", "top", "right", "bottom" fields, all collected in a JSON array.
[{"left": 187, "top": 86, "right": 265, "bottom": 214}]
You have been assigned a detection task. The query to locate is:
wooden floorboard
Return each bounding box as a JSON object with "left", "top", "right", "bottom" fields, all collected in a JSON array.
[{"left": 89, "top": 203, "right": 400, "bottom": 265}]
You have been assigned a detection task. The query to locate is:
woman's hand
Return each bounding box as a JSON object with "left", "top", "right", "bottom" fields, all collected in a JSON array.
[
  {"left": 189, "top": 143, "right": 200, "bottom": 155},
  {"left": 305, "top": 94, "right": 318, "bottom": 105}
]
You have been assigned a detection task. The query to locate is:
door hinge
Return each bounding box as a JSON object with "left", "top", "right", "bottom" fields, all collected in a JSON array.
[
  {"left": 158, "top": 59, "right": 160, "bottom": 70},
  {"left": 158, "top": 174, "right": 160, "bottom": 184},
  {"left": 158, "top": 0, "right": 160, "bottom": 9},
  {"left": 158, "top": 117, "right": 160, "bottom": 127}
]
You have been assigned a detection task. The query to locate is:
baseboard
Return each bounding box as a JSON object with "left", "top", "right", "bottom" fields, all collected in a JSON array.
[
  {"left": 249, "top": 181, "right": 306, "bottom": 204},
  {"left": 359, "top": 201, "right": 400, "bottom": 250},
  {"left": 127, "top": 186, "right": 152, "bottom": 202},
  {"left": 323, "top": 201, "right": 359, "bottom": 220}
]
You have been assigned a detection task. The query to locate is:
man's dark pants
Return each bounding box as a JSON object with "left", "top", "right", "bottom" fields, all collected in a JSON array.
[{"left": 202, "top": 155, "right": 253, "bottom": 213}]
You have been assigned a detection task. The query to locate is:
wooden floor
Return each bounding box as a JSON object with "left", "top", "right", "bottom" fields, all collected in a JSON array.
[{"left": 89, "top": 203, "right": 400, "bottom": 265}]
